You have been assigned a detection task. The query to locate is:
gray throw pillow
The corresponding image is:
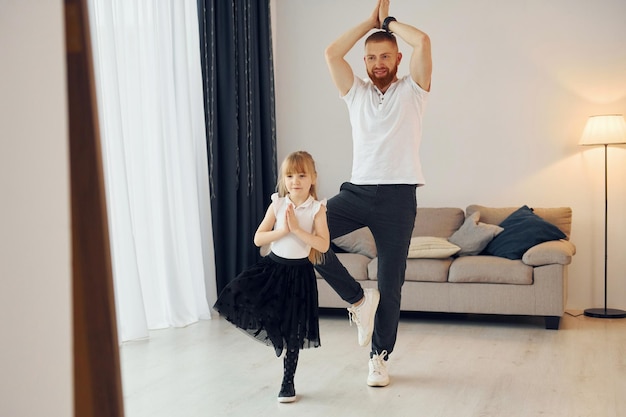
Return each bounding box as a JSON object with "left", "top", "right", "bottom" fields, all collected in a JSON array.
[
  {"left": 332, "top": 227, "right": 377, "bottom": 258},
  {"left": 448, "top": 211, "right": 504, "bottom": 256}
]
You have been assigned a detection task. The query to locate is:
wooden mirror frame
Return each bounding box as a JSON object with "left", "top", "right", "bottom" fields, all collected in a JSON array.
[{"left": 65, "top": 0, "right": 125, "bottom": 415}]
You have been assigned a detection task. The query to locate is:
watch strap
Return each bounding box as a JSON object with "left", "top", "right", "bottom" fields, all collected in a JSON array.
[{"left": 382, "top": 16, "right": 397, "bottom": 32}]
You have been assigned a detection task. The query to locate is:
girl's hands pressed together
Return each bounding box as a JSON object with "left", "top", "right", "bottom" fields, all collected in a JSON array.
[{"left": 285, "top": 203, "right": 301, "bottom": 233}]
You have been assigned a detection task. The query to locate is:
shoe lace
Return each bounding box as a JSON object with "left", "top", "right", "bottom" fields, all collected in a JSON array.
[
  {"left": 371, "top": 350, "right": 388, "bottom": 374},
  {"left": 347, "top": 306, "right": 361, "bottom": 327}
]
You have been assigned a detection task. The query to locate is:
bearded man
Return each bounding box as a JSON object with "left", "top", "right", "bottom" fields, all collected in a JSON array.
[{"left": 314, "top": 0, "right": 432, "bottom": 388}]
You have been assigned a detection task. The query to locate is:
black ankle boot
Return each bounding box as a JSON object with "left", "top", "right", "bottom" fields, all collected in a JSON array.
[{"left": 277, "top": 380, "right": 296, "bottom": 403}]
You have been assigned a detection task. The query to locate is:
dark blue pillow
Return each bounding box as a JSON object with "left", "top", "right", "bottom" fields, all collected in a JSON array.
[{"left": 482, "top": 205, "right": 566, "bottom": 260}]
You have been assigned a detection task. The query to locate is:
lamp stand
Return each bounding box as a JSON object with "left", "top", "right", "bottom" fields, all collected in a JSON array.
[{"left": 584, "top": 144, "right": 626, "bottom": 319}]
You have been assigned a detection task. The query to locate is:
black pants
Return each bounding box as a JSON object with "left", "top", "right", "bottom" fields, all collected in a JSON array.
[{"left": 315, "top": 182, "right": 417, "bottom": 356}]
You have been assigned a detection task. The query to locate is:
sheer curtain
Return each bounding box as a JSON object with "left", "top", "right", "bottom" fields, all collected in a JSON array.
[{"left": 87, "top": 0, "right": 216, "bottom": 342}]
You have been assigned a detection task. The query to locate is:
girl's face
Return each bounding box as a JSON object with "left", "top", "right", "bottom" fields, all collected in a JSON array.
[{"left": 284, "top": 170, "right": 314, "bottom": 202}]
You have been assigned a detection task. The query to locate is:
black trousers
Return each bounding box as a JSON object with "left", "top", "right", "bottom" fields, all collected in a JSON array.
[{"left": 315, "top": 182, "right": 417, "bottom": 356}]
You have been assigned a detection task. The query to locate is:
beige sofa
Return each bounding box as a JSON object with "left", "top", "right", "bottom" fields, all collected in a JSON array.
[{"left": 316, "top": 205, "right": 576, "bottom": 330}]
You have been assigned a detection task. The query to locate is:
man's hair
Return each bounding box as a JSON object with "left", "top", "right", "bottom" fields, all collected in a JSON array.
[{"left": 365, "top": 30, "right": 398, "bottom": 47}]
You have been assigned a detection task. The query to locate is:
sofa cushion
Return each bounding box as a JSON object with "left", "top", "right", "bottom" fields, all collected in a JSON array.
[
  {"left": 482, "top": 205, "right": 567, "bottom": 260},
  {"left": 316, "top": 253, "right": 371, "bottom": 281},
  {"left": 449, "top": 256, "right": 533, "bottom": 284},
  {"left": 412, "top": 207, "right": 465, "bottom": 238},
  {"left": 332, "top": 227, "right": 377, "bottom": 258},
  {"left": 448, "top": 211, "right": 504, "bottom": 256},
  {"left": 337, "top": 253, "right": 371, "bottom": 281},
  {"left": 522, "top": 240, "right": 576, "bottom": 266},
  {"left": 408, "top": 236, "right": 460, "bottom": 258},
  {"left": 368, "top": 257, "right": 452, "bottom": 283},
  {"left": 466, "top": 205, "right": 572, "bottom": 239}
]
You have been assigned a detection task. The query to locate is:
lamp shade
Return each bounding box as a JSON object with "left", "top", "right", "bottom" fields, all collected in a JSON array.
[{"left": 579, "top": 114, "right": 626, "bottom": 146}]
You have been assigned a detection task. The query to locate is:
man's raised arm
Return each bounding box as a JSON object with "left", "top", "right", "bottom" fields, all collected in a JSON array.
[
  {"left": 379, "top": 0, "right": 432, "bottom": 91},
  {"left": 325, "top": 0, "right": 381, "bottom": 96}
]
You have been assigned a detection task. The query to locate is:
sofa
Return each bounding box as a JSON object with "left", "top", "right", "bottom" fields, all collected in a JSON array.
[{"left": 316, "top": 204, "right": 576, "bottom": 330}]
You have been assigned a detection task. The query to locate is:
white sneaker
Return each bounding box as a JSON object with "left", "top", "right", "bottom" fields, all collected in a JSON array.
[
  {"left": 367, "top": 351, "right": 390, "bottom": 387},
  {"left": 347, "top": 288, "right": 380, "bottom": 347}
]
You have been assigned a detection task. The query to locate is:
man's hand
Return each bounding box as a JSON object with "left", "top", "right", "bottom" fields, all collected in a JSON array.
[
  {"left": 369, "top": 0, "right": 382, "bottom": 29},
  {"left": 378, "top": 0, "right": 389, "bottom": 26}
]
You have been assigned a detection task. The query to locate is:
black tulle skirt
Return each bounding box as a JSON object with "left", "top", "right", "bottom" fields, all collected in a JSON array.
[{"left": 213, "top": 252, "right": 321, "bottom": 357}]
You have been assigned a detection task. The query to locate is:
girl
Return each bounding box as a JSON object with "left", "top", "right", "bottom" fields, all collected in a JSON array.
[{"left": 213, "top": 151, "right": 330, "bottom": 403}]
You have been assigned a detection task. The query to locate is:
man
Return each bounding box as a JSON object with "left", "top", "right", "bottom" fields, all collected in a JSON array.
[{"left": 315, "top": 0, "right": 432, "bottom": 387}]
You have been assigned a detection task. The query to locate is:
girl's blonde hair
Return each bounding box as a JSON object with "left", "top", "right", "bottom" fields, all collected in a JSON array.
[{"left": 277, "top": 151, "right": 325, "bottom": 265}]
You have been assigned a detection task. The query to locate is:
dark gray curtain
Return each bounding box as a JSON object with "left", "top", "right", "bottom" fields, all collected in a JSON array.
[{"left": 197, "top": 0, "right": 277, "bottom": 293}]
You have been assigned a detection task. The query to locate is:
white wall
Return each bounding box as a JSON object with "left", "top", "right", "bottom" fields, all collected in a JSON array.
[
  {"left": 0, "top": 1, "right": 73, "bottom": 416},
  {"left": 273, "top": 0, "right": 626, "bottom": 311}
]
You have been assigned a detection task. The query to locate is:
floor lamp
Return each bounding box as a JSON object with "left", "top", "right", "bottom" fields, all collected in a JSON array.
[{"left": 580, "top": 114, "right": 626, "bottom": 318}]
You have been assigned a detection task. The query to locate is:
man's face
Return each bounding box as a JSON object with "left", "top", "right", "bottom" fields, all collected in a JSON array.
[{"left": 364, "top": 41, "right": 401, "bottom": 90}]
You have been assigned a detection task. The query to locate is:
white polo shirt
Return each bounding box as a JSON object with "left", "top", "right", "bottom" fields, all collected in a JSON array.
[{"left": 343, "top": 75, "right": 428, "bottom": 185}]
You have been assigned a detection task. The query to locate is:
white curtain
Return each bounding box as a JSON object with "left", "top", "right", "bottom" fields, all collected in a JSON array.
[{"left": 87, "top": 0, "right": 217, "bottom": 342}]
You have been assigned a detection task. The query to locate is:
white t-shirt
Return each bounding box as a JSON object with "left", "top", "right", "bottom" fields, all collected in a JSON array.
[
  {"left": 269, "top": 193, "right": 327, "bottom": 259},
  {"left": 342, "top": 75, "right": 428, "bottom": 185}
]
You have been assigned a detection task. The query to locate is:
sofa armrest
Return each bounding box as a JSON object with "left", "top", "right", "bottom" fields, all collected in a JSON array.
[{"left": 522, "top": 240, "right": 576, "bottom": 266}]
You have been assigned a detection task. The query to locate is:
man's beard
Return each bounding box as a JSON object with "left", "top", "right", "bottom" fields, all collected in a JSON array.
[{"left": 367, "top": 65, "right": 398, "bottom": 91}]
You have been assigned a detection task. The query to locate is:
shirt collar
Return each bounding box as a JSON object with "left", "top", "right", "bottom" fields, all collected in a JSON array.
[{"left": 287, "top": 195, "right": 314, "bottom": 209}]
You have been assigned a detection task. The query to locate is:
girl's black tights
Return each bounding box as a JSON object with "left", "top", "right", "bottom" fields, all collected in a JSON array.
[
  {"left": 282, "top": 348, "right": 299, "bottom": 388},
  {"left": 278, "top": 348, "right": 299, "bottom": 401}
]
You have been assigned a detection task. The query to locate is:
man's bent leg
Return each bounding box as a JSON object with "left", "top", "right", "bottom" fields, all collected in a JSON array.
[
  {"left": 315, "top": 182, "right": 374, "bottom": 303},
  {"left": 314, "top": 249, "right": 363, "bottom": 305},
  {"left": 316, "top": 249, "right": 379, "bottom": 347},
  {"left": 315, "top": 183, "right": 381, "bottom": 346}
]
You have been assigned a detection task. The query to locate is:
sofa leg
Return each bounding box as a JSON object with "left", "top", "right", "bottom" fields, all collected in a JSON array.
[{"left": 544, "top": 316, "right": 560, "bottom": 330}]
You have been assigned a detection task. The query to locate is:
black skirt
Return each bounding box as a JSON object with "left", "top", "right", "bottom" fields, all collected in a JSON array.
[{"left": 213, "top": 252, "right": 321, "bottom": 357}]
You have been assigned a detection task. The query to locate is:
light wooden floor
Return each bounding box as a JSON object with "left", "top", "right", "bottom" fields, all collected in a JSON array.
[{"left": 121, "top": 310, "right": 626, "bottom": 417}]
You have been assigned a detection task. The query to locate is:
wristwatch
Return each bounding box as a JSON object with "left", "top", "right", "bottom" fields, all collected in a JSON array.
[{"left": 382, "top": 16, "right": 397, "bottom": 33}]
